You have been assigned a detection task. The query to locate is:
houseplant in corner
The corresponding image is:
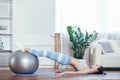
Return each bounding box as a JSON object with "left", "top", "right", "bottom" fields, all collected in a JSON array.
[{"left": 67, "top": 26, "right": 98, "bottom": 59}]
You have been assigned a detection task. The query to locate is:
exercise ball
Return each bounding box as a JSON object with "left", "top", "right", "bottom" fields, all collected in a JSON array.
[{"left": 9, "top": 50, "right": 39, "bottom": 74}]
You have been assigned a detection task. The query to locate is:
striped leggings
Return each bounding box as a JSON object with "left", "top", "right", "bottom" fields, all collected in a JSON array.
[{"left": 29, "top": 49, "right": 72, "bottom": 65}]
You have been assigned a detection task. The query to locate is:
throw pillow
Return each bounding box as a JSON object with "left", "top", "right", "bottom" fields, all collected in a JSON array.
[
  {"left": 109, "top": 40, "right": 120, "bottom": 53},
  {"left": 98, "top": 42, "right": 114, "bottom": 53}
]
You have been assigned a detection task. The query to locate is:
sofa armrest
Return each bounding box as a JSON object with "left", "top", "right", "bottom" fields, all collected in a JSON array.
[{"left": 90, "top": 43, "right": 103, "bottom": 65}]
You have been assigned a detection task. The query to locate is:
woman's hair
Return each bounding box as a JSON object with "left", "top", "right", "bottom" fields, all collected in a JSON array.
[{"left": 93, "top": 66, "right": 106, "bottom": 75}]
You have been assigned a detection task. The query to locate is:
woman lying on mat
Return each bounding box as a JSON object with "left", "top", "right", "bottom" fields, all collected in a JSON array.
[{"left": 24, "top": 48, "right": 105, "bottom": 76}]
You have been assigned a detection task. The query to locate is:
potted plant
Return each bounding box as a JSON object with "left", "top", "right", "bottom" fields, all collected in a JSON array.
[{"left": 67, "top": 26, "right": 98, "bottom": 59}]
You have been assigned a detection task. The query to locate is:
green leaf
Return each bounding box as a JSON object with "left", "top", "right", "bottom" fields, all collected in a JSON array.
[{"left": 67, "top": 26, "right": 98, "bottom": 59}]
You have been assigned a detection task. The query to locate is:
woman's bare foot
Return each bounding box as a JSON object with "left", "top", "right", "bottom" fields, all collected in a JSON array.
[{"left": 24, "top": 48, "right": 30, "bottom": 52}]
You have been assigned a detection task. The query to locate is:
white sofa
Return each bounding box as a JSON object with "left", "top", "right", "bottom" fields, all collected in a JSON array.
[{"left": 90, "top": 39, "right": 120, "bottom": 68}]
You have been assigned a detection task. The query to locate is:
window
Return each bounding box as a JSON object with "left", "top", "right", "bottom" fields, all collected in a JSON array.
[{"left": 56, "top": 0, "right": 120, "bottom": 33}]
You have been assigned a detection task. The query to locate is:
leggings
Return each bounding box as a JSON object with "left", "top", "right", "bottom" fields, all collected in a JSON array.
[{"left": 29, "top": 49, "right": 72, "bottom": 65}]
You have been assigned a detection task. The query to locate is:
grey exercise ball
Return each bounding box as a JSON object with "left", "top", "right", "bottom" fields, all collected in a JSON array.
[{"left": 9, "top": 50, "right": 39, "bottom": 74}]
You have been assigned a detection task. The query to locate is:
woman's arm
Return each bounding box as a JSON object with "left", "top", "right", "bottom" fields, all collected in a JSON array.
[
  {"left": 57, "top": 71, "right": 86, "bottom": 76},
  {"left": 57, "top": 68, "right": 97, "bottom": 76}
]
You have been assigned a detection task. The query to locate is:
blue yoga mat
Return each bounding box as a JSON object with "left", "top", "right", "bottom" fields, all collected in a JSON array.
[
  {"left": 16, "top": 72, "right": 106, "bottom": 77},
  {"left": 16, "top": 72, "right": 56, "bottom": 76}
]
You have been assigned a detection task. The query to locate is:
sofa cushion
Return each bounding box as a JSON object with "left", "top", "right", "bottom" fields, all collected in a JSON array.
[
  {"left": 98, "top": 42, "right": 114, "bottom": 53},
  {"left": 109, "top": 40, "right": 120, "bottom": 54},
  {"left": 101, "top": 53, "right": 120, "bottom": 67}
]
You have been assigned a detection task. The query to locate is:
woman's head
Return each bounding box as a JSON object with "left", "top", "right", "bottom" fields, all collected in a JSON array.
[
  {"left": 91, "top": 65, "right": 106, "bottom": 75},
  {"left": 91, "top": 65, "right": 101, "bottom": 69}
]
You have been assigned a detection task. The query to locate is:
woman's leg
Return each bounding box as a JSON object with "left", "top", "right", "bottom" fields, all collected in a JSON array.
[{"left": 28, "top": 49, "right": 72, "bottom": 65}]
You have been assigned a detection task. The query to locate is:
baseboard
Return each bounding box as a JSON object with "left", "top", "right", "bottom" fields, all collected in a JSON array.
[{"left": 0, "top": 67, "right": 10, "bottom": 70}]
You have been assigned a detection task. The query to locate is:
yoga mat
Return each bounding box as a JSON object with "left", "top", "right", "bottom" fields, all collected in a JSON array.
[
  {"left": 15, "top": 72, "right": 106, "bottom": 77},
  {"left": 16, "top": 72, "right": 56, "bottom": 76}
]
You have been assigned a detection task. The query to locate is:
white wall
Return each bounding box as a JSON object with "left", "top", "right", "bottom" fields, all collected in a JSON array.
[{"left": 12, "top": 0, "right": 55, "bottom": 68}]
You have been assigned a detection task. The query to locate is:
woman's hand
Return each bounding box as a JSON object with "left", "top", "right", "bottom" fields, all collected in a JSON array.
[
  {"left": 56, "top": 72, "right": 65, "bottom": 76},
  {"left": 56, "top": 71, "right": 76, "bottom": 76}
]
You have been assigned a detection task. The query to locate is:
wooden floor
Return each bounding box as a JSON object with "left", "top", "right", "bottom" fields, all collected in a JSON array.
[{"left": 0, "top": 68, "right": 120, "bottom": 80}]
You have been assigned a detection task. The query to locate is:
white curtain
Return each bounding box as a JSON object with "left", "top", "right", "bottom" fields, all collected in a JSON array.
[
  {"left": 60, "top": 33, "right": 73, "bottom": 56},
  {"left": 56, "top": 0, "right": 120, "bottom": 33},
  {"left": 56, "top": 0, "right": 120, "bottom": 55}
]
